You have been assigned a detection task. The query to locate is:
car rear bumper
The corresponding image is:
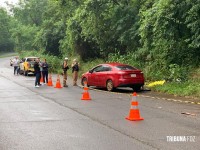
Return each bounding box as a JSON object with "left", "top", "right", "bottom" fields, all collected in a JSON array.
[{"left": 117, "top": 78, "right": 144, "bottom": 87}]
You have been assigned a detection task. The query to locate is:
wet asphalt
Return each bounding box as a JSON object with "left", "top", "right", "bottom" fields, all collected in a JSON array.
[{"left": 0, "top": 57, "right": 199, "bottom": 150}]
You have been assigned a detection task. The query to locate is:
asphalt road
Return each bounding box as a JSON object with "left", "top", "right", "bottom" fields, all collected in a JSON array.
[{"left": 0, "top": 57, "right": 199, "bottom": 150}]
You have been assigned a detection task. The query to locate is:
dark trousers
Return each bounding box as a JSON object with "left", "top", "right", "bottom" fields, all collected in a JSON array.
[
  {"left": 63, "top": 71, "right": 67, "bottom": 86},
  {"left": 35, "top": 72, "right": 41, "bottom": 86},
  {"left": 42, "top": 71, "right": 48, "bottom": 83},
  {"left": 14, "top": 66, "right": 19, "bottom": 75}
]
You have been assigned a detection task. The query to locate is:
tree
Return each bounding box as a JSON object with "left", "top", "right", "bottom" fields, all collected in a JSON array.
[
  {"left": 59, "top": 0, "right": 142, "bottom": 60},
  {"left": 185, "top": 0, "right": 200, "bottom": 65},
  {"left": 9, "top": 0, "right": 48, "bottom": 51},
  {"left": 13, "top": 0, "right": 48, "bottom": 26},
  {"left": 34, "top": 0, "right": 66, "bottom": 56},
  {"left": 0, "top": 8, "right": 14, "bottom": 52}
]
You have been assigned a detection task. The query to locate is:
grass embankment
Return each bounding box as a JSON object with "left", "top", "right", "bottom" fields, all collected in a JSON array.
[
  {"left": 0, "top": 52, "right": 17, "bottom": 58},
  {"left": 17, "top": 50, "right": 200, "bottom": 99},
  {"left": 150, "top": 80, "right": 200, "bottom": 98},
  {"left": 150, "top": 69, "right": 200, "bottom": 99}
]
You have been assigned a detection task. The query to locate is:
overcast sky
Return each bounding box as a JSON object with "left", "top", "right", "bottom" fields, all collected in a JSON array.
[{"left": 0, "top": 0, "right": 19, "bottom": 8}]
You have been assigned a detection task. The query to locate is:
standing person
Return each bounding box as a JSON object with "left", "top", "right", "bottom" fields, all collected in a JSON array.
[
  {"left": 12, "top": 56, "right": 20, "bottom": 75},
  {"left": 34, "top": 58, "right": 41, "bottom": 87},
  {"left": 42, "top": 58, "right": 49, "bottom": 84},
  {"left": 62, "top": 58, "right": 69, "bottom": 87},
  {"left": 71, "top": 59, "right": 79, "bottom": 86},
  {"left": 38, "top": 58, "right": 42, "bottom": 85}
]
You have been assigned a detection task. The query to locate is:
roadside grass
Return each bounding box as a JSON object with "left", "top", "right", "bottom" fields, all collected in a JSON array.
[
  {"left": 0, "top": 52, "right": 17, "bottom": 58},
  {"left": 148, "top": 68, "right": 200, "bottom": 99},
  {"left": 151, "top": 81, "right": 200, "bottom": 98}
]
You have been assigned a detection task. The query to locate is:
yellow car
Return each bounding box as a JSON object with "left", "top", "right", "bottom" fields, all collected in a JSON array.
[{"left": 19, "top": 57, "right": 39, "bottom": 76}]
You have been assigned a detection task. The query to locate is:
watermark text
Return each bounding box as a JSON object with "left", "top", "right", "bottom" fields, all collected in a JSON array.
[{"left": 166, "top": 136, "right": 195, "bottom": 142}]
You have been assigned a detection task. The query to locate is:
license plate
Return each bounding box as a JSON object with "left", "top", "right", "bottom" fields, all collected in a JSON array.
[{"left": 131, "top": 74, "right": 136, "bottom": 77}]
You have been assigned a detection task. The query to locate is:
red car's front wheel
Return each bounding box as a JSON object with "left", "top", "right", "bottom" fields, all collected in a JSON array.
[{"left": 81, "top": 77, "right": 89, "bottom": 87}]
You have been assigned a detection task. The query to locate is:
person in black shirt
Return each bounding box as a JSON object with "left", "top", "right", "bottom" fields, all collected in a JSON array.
[
  {"left": 71, "top": 59, "right": 79, "bottom": 86},
  {"left": 34, "top": 58, "right": 41, "bottom": 87},
  {"left": 42, "top": 58, "right": 49, "bottom": 84}
]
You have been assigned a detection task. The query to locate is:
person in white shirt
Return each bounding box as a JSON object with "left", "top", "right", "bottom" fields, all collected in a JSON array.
[{"left": 12, "top": 56, "right": 20, "bottom": 75}]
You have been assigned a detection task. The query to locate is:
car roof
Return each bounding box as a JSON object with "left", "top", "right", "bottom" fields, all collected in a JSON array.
[
  {"left": 100, "top": 62, "right": 128, "bottom": 66},
  {"left": 25, "top": 57, "right": 39, "bottom": 58}
]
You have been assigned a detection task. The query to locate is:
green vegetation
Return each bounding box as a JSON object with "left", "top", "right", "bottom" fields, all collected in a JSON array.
[
  {"left": 148, "top": 68, "right": 200, "bottom": 98},
  {"left": 152, "top": 81, "right": 200, "bottom": 98},
  {"left": 0, "top": 0, "right": 199, "bottom": 98},
  {"left": 0, "top": 9, "right": 14, "bottom": 52},
  {"left": 0, "top": 52, "right": 17, "bottom": 58}
]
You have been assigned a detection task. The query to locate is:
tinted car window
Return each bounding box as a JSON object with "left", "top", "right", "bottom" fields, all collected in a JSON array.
[
  {"left": 93, "top": 66, "right": 104, "bottom": 72},
  {"left": 27, "top": 58, "right": 36, "bottom": 61},
  {"left": 115, "top": 65, "right": 136, "bottom": 70},
  {"left": 93, "top": 65, "right": 112, "bottom": 72},
  {"left": 102, "top": 66, "right": 112, "bottom": 71}
]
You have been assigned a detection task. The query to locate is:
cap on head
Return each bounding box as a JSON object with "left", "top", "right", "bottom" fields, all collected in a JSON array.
[{"left": 65, "top": 57, "right": 68, "bottom": 60}]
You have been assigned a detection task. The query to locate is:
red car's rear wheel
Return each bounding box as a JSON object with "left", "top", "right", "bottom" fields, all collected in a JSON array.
[{"left": 106, "top": 80, "right": 114, "bottom": 91}]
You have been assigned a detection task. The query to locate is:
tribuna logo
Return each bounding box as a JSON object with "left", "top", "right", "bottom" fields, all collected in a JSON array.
[{"left": 166, "top": 136, "right": 195, "bottom": 142}]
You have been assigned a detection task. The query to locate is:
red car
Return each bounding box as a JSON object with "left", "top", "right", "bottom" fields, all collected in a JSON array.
[{"left": 81, "top": 63, "right": 145, "bottom": 91}]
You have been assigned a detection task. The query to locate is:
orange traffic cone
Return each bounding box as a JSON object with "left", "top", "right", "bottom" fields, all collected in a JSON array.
[
  {"left": 54, "top": 75, "right": 62, "bottom": 88},
  {"left": 81, "top": 87, "right": 91, "bottom": 100},
  {"left": 40, "top": 73, "right": 44, "bottom": 83},
  {"left": 125, "top": 92, "right": 144, "bottom": 121},
  {"left": 47, "top": 74, "right": 53, "bottom": 86}
]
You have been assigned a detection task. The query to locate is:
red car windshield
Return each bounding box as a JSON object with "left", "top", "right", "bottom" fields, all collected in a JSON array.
[{"left": 115, "top": 65, "right": 136, "bottom": 70}]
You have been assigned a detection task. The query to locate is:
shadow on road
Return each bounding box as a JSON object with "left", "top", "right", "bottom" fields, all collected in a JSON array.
[{"left": 91, "top": 86, "right": 151, "bottom": 95}]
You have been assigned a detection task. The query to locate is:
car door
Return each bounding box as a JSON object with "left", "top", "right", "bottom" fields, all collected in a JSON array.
[
  {"left": 97, "top": 65, "right": 112, "bottom": 87},
  {"left": 88, "top": 65, "right": 104, "bottom": 86}
]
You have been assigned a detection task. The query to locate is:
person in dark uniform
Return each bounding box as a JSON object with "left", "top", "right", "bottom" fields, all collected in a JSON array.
[
  {"left": 42, "top": 58, "right": 49, "bottom": 84},
  {"left": 62, "top": 58, "right": 69, "bottom": 87},
  {"left": 71, "top": 59, "right": 79, "bottom": 86},
  {"left": 34, "top": 58, "right": 41, "bottom": 87}
]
